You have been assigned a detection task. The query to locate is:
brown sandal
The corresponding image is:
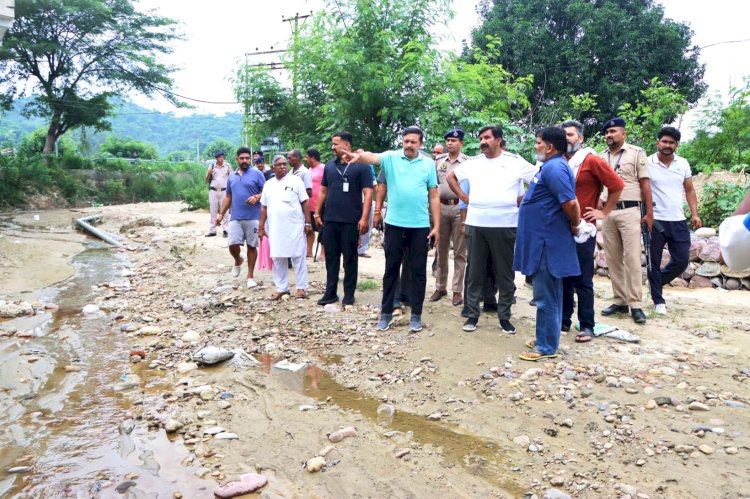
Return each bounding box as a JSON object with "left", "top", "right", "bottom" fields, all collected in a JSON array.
[
  {"left": 271, "top": 291, "right": 290, "bottom": 301},
  {"left": 295, "top": 291, "right": 308, "bottom": 299}
]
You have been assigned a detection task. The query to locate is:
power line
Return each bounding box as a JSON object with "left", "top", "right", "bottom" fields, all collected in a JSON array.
[{"left": 698, "top": 38, "right": 750, "bottom": 50}]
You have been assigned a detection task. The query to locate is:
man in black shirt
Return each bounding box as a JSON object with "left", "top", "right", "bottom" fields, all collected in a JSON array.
[{"left": 315, "top": 131, "right": 374, "bottom": 306}]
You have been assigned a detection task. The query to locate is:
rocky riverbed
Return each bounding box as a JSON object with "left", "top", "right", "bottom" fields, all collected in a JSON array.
[{"left": 1, "top": 202, "right": 749, "bottom": 498}]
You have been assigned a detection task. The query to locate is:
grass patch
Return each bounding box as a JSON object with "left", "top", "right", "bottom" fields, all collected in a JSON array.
[{"left": 357, "top": 279, "right": 379, "bottom": 291}]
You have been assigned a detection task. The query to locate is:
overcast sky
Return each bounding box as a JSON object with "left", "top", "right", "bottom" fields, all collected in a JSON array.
[{"left": 133, "top": 0, "right": 750, "bottom": 132}]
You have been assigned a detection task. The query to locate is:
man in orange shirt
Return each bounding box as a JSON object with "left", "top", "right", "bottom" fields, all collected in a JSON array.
[{"left": 561, "top": 120, "right": 624, "bottom": 341}]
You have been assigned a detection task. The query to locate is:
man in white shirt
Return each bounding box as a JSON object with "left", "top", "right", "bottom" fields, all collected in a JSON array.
[
  {"left": 647, "top": 126, "right": 701, "bottom": 315},
  {"left": 447, "top": 125, "right": 537, "bottom": 333},
  {"left": 258, "top": 154, "right": 313, "bottom": 300},
  {"left": 289, "top": 149, "right": 313, "bottom": 199}
]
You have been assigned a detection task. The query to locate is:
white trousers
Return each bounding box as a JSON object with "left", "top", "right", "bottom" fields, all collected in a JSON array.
[
  {"left": 209, "top": 190, "right": 229, "bottom": 233},
  {"left": 271, "top": 256, "right": 308, "bottom": 292}
]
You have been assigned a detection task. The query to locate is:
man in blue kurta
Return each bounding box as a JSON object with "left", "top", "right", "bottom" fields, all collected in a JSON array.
[{"left": 514, "top": 127, "right": 582, "bottom": 361}]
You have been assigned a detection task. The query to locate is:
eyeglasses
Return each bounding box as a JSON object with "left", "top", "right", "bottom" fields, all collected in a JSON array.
[{"left": 274, "top": 162, "right": 288, "bottom": 166}]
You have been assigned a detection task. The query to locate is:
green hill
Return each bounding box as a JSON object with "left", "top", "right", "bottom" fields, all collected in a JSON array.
[{"left": 0, "top": 98, "right": 243, "bottom": 157}]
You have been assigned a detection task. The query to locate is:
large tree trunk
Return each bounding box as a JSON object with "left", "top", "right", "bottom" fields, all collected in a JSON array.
[{"left": 43, "top": 111, "right": 62, "bottom": 155}]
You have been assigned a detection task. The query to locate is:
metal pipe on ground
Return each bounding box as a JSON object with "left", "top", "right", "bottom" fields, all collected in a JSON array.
[{"left": 74, "top": 215, "right": 122, "bottom": 246}]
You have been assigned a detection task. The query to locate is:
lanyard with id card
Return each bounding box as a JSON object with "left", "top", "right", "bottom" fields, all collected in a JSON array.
[{"left": 337, "top": 161, "right": 351, "bottom": 193}]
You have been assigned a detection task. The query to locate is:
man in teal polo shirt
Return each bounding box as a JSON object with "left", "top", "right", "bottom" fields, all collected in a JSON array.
[{"left": 343, "top": 127, "right": 440, "bottom": 332}]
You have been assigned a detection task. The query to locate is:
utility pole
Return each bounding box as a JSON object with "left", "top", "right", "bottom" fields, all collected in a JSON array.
[{"left": 281, "top": 12, "right": 311, "bottom": 101}]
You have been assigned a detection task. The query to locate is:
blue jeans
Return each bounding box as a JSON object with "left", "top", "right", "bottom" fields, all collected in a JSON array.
[
  {"left": 532, "top": 249, "right": 563, "bottom": 355},
  {"left": 562, "top": 237, "right": 596, "bottom": 330}
]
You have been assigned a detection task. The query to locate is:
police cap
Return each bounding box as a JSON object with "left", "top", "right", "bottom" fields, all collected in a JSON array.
[
  {"left": 602, "top": 117, "right": 626, "bottom": 133},
  {"left": 444, "top": 128, "right": 465, "bottom": 140}
]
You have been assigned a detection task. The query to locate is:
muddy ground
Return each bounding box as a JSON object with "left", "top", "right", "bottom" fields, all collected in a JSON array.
[{"left": 1, "top": 202, "right": 749, "bottom": 499}]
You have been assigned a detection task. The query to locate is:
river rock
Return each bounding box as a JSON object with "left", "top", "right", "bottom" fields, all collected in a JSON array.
[
  {"left": 114, "top": 374, "right": 141, "bottom": 391},
  {"left": 64, "top": 365, "right": 82, "bottom": 372},
  {"left": 137, "top": 325, "right": 162, "bottom": 336},
  {"left": 217, "top": 400, "right": 232, "bottom": 410},
  {"left": 176, "top": 362, "right": 198, "bottom": 374},
  {"left": 213, "top": 473, "right": 267, "bottom": 498},
  {"left": 725, "top": 447, "right": 738, "bottom": 455},
  {"left": 7, "top": 466, "right": 32, "bottom": 473},
  {"left": 204, "top": 426, "right": 225, "bottom": 435},
  {"left": 305, "top": 456, "right": 326, "bottom": 472},
  {"left": 595, "top": 267, "right": 609, "bottom": 277},
  {"left": 619, "top": 483, "right": 638, "bottom": 496},
  {"left": 689, "top": 276, "right": 713, "bottom": 289},
  {"left": 192, "top": 346, "right": 235, "bottom": 365},
  {"left": 695, "top": 227, "right": 716, "bottom": 238},
  {"left": 542, "top": 489, "right": 571, "bottom": 499},
  {"left": 115, "top": 481, "right": 137, "bottom": 493},
  {"left": 698, "top": 444, "right": 714, "bottom": 454},
  {"left": 689, "top": 401, "right": 710, "bottom": 411},
  {"left": 670, "top": 277, "right": 688, "bottom": 287},
  {"left": 165, "top": 419, "right": 184, "bottom": 433},
  {"left": 513, "top": 435, "right": 530, "bottom": 447},
  {"left": 725, "top": 278, "right": 742, "bottom": 290},
  {"left": 181, "top": 330, "right": 201, "bottom": 343},
  {"left": 328, "top": 426, "right": 358, "bottom": 443},
  {"left": 699, "top": 242, "right": 722, "bottom": 263},
  {"left": 199, "top": 389, "right": 215, "bottom": 401},
  {"left": 214, "top": 432, "right": 239, "bottom": 440},
  {"left": 82, "top": 304, "right": 100, "bottom": 315}
]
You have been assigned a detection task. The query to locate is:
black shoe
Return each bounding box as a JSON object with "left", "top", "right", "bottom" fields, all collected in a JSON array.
[
  {"left": 462, "top": 317, "right": 478, "bottom": 332},
  {"left": 631, "top": 308, "right": 647, "bottom": 324},
  {"left": 482, "top": 302, "right": 498, "bottom": 312},
  {"left": 561, "top": 322, "right": 571, "bottom": 333},
  {"left": 342, "top": 296, "right": 355, "bottom": 306},
  {"left": 460, "top": 307, "right": 469, "bottom": 318},
  {"left": 601, "top": 304, "right": 629, "bottom": 316},
  {"left": 205, "top": 232, "right": 217, "bottom": 237},
  {"left": 499, "top": 319, "right": 516, "bottom": 334},
  {"left": 317, "top": 295, "right": 339, "bottom": 306}
]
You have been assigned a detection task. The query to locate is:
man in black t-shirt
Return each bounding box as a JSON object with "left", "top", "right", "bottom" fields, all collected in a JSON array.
[{"left": 314, "top": 131, "right": 374, "bottom": 306}]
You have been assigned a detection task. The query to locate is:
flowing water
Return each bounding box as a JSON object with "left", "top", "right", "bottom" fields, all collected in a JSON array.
[{"left": 0, "top": 245, "right": 215, "bottom": 498}]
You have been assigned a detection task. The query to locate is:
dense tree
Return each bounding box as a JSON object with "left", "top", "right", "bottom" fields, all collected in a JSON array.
[
  {"left": 0, "top": 0, "right": 182, "bottom": 154},
  {"left": 287, "top": 0, "right": 450, "bottom": 151},
  {"left": 100, "top": 136, "right": 158, "bottom": 159},
  {"left": 471, "top": 0, "right": 706, "bottom": 126}
]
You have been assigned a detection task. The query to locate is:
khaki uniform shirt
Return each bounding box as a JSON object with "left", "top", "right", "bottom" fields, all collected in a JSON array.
[
  {"left": 599, "top": 143, "right": 648, "bottom": 202},
  {"left": 435, "top": 152, "right": 469, "bottom": 202}
]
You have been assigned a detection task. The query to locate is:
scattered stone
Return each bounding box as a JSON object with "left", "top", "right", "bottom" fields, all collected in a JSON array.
[
  {"left": 318, "top": 446, "right": 336, "bottom": 457},
  {"left": 725, "top": 447, "right": 738, "bottom": 455},
  {"left": 193, "top": 346, "right": 235, "bottom": 365},
  {"left": 655, "top": 396, "right": 672, "bottom": 406},
  {"left": 427, "top": 412, "right": 442, "bottom": 421},
  {"left": 82, "top": 304, "right": 100, "bottom": 315},
  {"left": 199, "top": 389, "right": 215, "bottom": 401},
  {"left": 7, "top": 466, "right": 32, "bottom": 474},
  {"left": 181, "top": 330, "right": 201, "bottom": 343},
  {"left": 645, "top": 399, "right": 657, "bottom": 410},
  {"left": 115, "top": 481, "right": 137, "bottom": 493},
  {"left": 513, "top": 435, "right": 530, "bottom": 447},
  {"left": 698, "top": 445, "right": 714, "bottom": 455},
  {"left": 636, "top": 459, "right": 646, "bottom": 466},
  {"left": 137, "top": 325, "right": 162, "bottom": 336},
  {"left": 64, "top": 365, "right": 82, "bottom": 372},
  {"left": 214, "top": 432, "right": 239, "bottom": 440},
  {"left": 217, "top": 400, "right": 232, "bottom": 410},
  {"left": 165, "top": 419, "right": 184, "bottom": 433},
  {"left": 549, "top": 476, "right": 565, "bottom": 486},
  {"left": 542, "top": 488, "right": 571, "bottom": 499},
  {"left": 689, "top": 401, "right": 710, "bottom": 411},
  {"left": 203, "top": 426, "right": 225, "bottom": 435},
  {"left": 394, "top": 448, "right": 411, "bottom": 458},
  {"left": 305, "top": 456, "right": 326, "bottom": 473},
  {"left": 559, "top": 418, "right": 573, "bottom": 428},
  {"left": 328, "top": 426, "right": 358, "bottom": 443},
  {"left": 619, "top": 484, "right": 638, "bottom": 496},
  {"left": 176, "top": 362, "right": 198, "bottom": 374},
  {"left": 213, "top": 473, "right": 267, "bottom": 498}
]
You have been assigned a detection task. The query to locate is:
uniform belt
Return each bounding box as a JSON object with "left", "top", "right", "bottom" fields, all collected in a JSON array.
[
  {"left": 209, "top": 187, "right": 226, "bottom": 192},
  {"left": 440, "top": 199, "right": 458, "bottom": 206},
  {"left": 614, "top": 200, "right": 640, "bottom": 210}
]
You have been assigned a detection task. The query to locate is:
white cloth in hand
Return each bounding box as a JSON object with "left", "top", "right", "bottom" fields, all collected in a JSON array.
[{"left": 573, "top": 220, "right": 597, "bottom": 244}]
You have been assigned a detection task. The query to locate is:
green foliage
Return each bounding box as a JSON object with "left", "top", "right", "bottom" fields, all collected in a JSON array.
[
  {"left": 285, "top": 0, "right": 450, "bottom": 151},
  {"left": 471, "top": 0, "right": 705, "bottom": 128},
  {"left": 100, "top": 137, "right": 158, "bottom": 159},
  {"left": 0, "top": 0, "right": 182, "bottom": 154},
  {"left": 357, "top": 279, "right": 379, "bottom": 291},
  {"left": 204, "top": 138, "right": 237, "bottom": 161},
  {"left": 179, "top": 183, "right": 210, "bottom": 211},
  {"left": 681, "top": 80, "right": 750, "bottom": 173},
  {"left": 698, "top": 180, "right": 749, "bottom": 228},
  {"left": 616, "top": 78, "right": 689, "bottom": 149}
]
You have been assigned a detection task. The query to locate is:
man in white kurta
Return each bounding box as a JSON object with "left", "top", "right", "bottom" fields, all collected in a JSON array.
[{"left": 259, "top": 155, "right": 313, "bottom": 299}]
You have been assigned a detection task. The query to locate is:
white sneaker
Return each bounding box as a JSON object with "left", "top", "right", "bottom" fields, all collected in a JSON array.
[
  {"left": 246, "top": 278, "right": 258, "bottom": 289},
  {"left": 654, "top": 303, "right": 667, "bottom": 315},
  {"left": 231, "top": 258, "right": 244, "bottom": 277}
]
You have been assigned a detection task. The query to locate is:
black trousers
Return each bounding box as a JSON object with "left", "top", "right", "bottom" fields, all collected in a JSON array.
[
  {"left": 381, "top": 224, "right": 429, "bottom": 316},
  {"left": 648, "top": 219, "right": 691, "bottom": 305},
  {"left": 465, "top": 226, "right": 516, "bottom": 320},
  {"left": 321, "top": 222, "right": 359, "bottom": 302},
  {"left": 562, "top": 236, "right": 596, "bottom": 330}
]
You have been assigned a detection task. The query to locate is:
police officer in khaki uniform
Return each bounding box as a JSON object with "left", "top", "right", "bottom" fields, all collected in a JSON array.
[
  {"left": 598, "top": 118, "right": 653, "bottom": 324},
  {"left": 429, "top": 129, "right": 469, "bottom": 306}
]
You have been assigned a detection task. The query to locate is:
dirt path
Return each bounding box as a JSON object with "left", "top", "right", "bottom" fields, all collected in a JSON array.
[{"left": 1, "top": 202, "right": 749, "bottom": 498}]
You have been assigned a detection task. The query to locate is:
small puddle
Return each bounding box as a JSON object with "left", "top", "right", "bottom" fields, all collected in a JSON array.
[
  {"left": 0, "top": 245, "right": 215, "bottom": 497},
  {"left": 261, "top": 353, "right": 522, "bottom": 495}
]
